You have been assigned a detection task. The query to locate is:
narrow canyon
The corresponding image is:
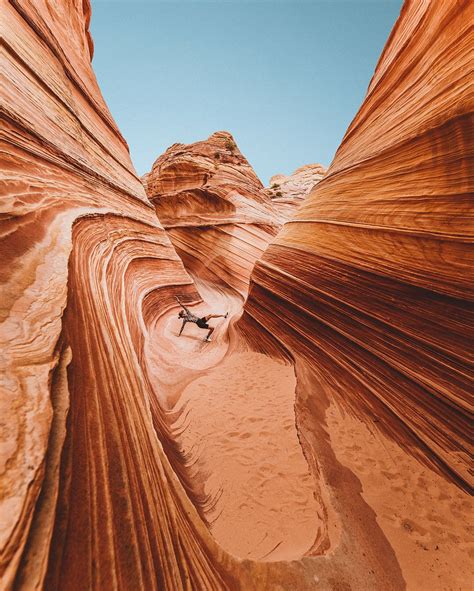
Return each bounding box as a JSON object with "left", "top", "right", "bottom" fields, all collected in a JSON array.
[{"left": 1, "top": 1, "right": 472, "bottom": 590}]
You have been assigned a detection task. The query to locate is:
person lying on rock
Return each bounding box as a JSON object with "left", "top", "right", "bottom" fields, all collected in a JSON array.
[{"left": 176, "top": 296, "right": 228, "bottom": 342}]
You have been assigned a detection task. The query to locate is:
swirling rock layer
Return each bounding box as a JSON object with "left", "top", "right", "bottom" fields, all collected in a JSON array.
[
  {"left": 0, "top": 2, "right": 229, "bottom": 589},
  {"left": 2, "top": 0, "right": 472, "bottom": 589},
  {"left": 3, "top": 2, "right": 385, "bottom": 589},
  {"left": 242, "top": 0, "right": 473, "bottom": 491},
  {"left": 143, "top": 132, "right": 281, "bottom": 297}
]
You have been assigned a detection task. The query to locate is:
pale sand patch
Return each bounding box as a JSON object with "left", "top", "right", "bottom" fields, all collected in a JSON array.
[{"left": 173, "top": 351, "right": 320, "bottom": 562}]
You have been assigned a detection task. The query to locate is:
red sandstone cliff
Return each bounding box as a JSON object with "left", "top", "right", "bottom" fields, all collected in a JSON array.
[
  {"left": 0, "top": 2, "right": 222, "bottom": 589},
  {"left": 143, "top": 132, "right": 281, "bottom": 297},
  {"left": 237, "top": 3, "right": 473, "bottom": 585},
  {"left": 243, "top": 0, "right": 472, "bottom": 492}
]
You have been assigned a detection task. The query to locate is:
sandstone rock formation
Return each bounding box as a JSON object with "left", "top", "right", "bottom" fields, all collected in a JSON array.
[
  {"left": 241, "top": 0, "right": 472, "bottom": 564},
  {"left": 1, "top": 2, "right": 370, "bottom": 589},
  {"left": 2, "top": 0, "right": 472, "bottom": 590},
  {"left": 143, "top": 132, "right": 281, "bottom": 297},
  {"left": 1, "top": 2, "right": 224, "bottom": 589},
  {"left": 237, "top": 1, "right": 472, "bottom": 585},
  {"left": 266, "top": 164, "right": 326, "bottom": 219}
]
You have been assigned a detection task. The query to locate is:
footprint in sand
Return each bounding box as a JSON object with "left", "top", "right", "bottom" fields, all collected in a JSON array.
[{"left": 239, "top": 432, "right": 252, "bottom": 439}]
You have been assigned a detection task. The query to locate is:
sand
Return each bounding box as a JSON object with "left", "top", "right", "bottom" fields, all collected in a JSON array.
[
  {"left": 325, "top": 401, "right": 473, "bottom": 590},
  {"left": 146, "top": 278, "right": 472, "bottom": 585},
  {"left": 146, "top": 279, "right": 321, "bottom": 561},
  {"left": 173, "top": 351, "right": 320, "bottom": 561}
]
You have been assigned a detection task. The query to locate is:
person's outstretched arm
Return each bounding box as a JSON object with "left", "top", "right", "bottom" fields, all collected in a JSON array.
[
  {"left": 176, "top": 296, "right": 190, "bottom": 314},
  {"left": 179, "top": 319, "right": 187, "bottom": 336}
]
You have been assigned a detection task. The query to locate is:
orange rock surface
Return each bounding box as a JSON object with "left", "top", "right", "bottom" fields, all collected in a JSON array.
[
  {"left": 0, "top": 2, "right": 223, "bottom": 589},
  {"left": 0, "top": 2, "right": 368, "bottom": 589},
  {"left": 244, "top": 0, "right": 473, "bottom": 491},
  {"left": 240, "top": 4, "right": 473, "bottom": 584},
  {"left": 143, "top": 132, "right": 281, "bottom": 297}
]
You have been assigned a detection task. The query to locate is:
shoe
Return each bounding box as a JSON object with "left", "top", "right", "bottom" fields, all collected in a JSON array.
[
  {"left": 204, "top": 337, "right": 211, "bottom": 342},
  {"left": 225, "top": 312, "right": 229, "bottom": 318}
]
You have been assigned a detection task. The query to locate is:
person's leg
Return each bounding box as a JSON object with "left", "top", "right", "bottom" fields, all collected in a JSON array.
[
  {"left": 204, "top": 313, "right": 228, "bottom": 321},
  {"left": 205, "top": 326, "right": 215, "bottom": 341}
]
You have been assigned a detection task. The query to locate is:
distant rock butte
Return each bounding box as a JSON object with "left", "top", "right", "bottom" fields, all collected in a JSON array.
[
  {"left": 143, "top": 131, "right": 282, "bottom": 297},
  {"left": 266, "top": 163, "right": 326, "bottom": 218}
]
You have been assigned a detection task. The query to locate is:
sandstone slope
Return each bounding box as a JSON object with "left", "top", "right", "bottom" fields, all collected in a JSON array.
[
  {"left": 2, "top": 0, "right": 472, "bottom": 590},
  {"left": 244, "top": 0, "right": 472, "bottom": 491},
  {"left": 1, "top": 2, "right": 223, "bottom": 589},
  {"left": 240, "top": 1, "right": 473, "bottom": 586}
]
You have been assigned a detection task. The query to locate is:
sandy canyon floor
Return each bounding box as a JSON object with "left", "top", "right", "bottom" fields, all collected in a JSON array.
[
  {"left": 146, "top": 279, "right": 320, "bottom": 562},
  {"left": 144, "top": 278, "right": 472, "bottom": 589}
]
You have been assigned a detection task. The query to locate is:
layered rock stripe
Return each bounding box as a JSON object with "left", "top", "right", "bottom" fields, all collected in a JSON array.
[{"left": 1, "top": 1, "right": 228, "bottom": 589}]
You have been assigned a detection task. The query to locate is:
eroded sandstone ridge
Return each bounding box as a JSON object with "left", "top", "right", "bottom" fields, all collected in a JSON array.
[
  {"left": 243, "top": 0, "right": 473, "bottom": 491},
  {"left": 143, "top": 132, "right": 281, "bottom": 296},
  {"left": 266, "top": 164, "right": 326, "bottom": 219},
  {"left": 0, "top": 2, "right": 367, "bottom": 589}
]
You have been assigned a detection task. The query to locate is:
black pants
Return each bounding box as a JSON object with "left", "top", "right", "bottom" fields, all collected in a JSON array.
[{"left": 196, "top": 318, "right": 210, "bottom": 329}]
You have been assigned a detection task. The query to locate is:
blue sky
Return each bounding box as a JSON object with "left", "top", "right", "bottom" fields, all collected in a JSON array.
[{"left": 90, "top": 0, "right": 402, "bottom": 184}]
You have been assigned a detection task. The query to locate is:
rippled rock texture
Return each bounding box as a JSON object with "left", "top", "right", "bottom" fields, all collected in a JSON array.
[
  {"left": 1, "top": 2, "right": 226, "bottom": 589},
  {"left": 1, "top": 3, "right": 373, "bottom": 590},
  {"left": 143, "top": 132, "right": 281, "bottom": 297},
  {"left": 266, "top": 164, "right": 326, "bottom": 219},
  {"left": 243, "top": 0, "right": 473, "bottom": 492}
]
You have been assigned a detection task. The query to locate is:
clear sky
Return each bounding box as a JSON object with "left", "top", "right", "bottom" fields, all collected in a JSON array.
[{"left": 90, "top": 0, "right": 402, "bottom": 184}]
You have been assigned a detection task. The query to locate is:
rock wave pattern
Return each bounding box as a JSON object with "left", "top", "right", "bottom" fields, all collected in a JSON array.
[
  {"left": 242, "top": 0, "right": 473, "bottom": 492},
  {"left": 2, "top": 0, "right": 472, "bottom": 589},
  {"left": 1, "top": 2, "right": 230, "bottom": 589},
  {"left": 143, "top": 132, "right": 281, "bottom": 297},
  {"left": 1, "top": 3, "right": 361, "bottom": 589}
]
